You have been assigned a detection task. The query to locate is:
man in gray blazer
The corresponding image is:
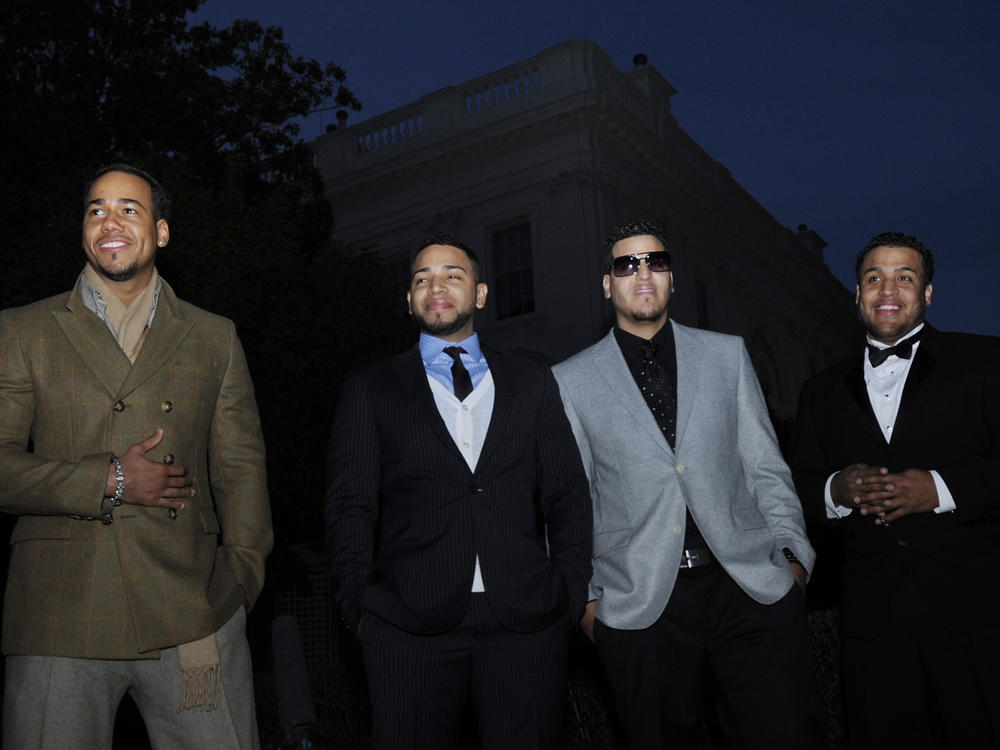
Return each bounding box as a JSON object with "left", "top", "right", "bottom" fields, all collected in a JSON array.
[{"left": 553, "top": 219, "right": 822, "bottom": 750}]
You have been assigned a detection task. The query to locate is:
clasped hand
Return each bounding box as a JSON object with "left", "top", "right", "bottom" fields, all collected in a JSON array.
[{"left": 831, "top": 463, "right": 938, "bottom": 524}]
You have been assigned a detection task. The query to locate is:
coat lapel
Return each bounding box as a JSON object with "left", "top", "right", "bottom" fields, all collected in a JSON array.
[
  {"left": 52, "top": 277, "right": 196, "bottom": 401},
  {"left": 476, "top": 351, "right": 509, "bottom": 468},
  {"left": 52, "top": 282, "right": 131, "bottom": 398},
  {"left": 672, "top": 322, "right": 698, "bottom": 450},
  {"left": 117, "top": 282, "right": 194, "bottom": 399},
  {"left": 392, "top": 347, "right": 465, "bottom": 458},
  {"left": 834, "top": 354, "right": 886, "bottom": 446},
  {"left": 593, "top": 330, "right": 671, "bottom": 454},
  {"left": 889, "top": 327, "right": 940, "bottom": 445}
]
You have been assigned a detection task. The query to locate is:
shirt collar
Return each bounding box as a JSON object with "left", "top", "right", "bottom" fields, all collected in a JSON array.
[
  {"left": 613, "top": 321, "right": 674, "bottom": 361},
  {"left": 418, "top": 331, "right": 483, "bottom": 365},
  {"left": 866, "top": 322, "right": 925, "bottom": 351}
]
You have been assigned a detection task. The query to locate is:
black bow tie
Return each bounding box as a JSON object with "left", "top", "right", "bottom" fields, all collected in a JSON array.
[{"left": 867, "top": 331, "right": 922, "bottom": 367}]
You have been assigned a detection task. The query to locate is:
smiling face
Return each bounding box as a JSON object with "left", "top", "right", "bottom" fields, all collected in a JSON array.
[
  {"left": 603, "top": 233, "right": 674, "bottom": 337},
  {"left": 407, "top": 243, "right": 488, "bottom": 341},
  {"left": 82, "top": 170, "right": 168, "bottom": 296},
  {"left": 856, "top": 245, "right": 932, "bottom": 344}
]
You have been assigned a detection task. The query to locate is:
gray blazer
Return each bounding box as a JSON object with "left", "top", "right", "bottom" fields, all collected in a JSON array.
[{"left": 553, "top": 322, "right": 814, "bottom": 629}]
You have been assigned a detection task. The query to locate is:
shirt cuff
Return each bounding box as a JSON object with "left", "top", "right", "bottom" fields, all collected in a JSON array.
[
  {"left": 825, "top": 472, "right": 853, "bottom": 519},
  {"left": 930, "top": 470, "right": 956, "bottom": 513}
]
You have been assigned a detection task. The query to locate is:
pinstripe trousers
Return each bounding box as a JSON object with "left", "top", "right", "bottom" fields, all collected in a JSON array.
[{"left": 360, "top": 593, "right": 570, "bottom": 750}]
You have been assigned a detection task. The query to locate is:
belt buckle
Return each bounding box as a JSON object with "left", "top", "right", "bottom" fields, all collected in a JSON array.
[{"left": 680, "top": 549, "right": 697, "bottom": 568}]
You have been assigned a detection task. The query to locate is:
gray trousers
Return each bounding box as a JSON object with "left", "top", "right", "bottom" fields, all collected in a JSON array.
[{"left": 2, "top": 606, "right": 260, "bottom": 750}]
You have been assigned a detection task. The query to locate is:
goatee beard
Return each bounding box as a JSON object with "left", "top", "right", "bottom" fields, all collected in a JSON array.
[
  {"left": 631, "top": 308, "right": 666, "bottom": 323},
  {"left": 416, "top": 309, "right": 473, "bottom": 337},
  {"left": 94, "top": 261, "right": 139, "bottom": 282}
]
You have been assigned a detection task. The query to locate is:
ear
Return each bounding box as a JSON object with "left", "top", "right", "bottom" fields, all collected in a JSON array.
[
  {"left": 924, "top": 283, "right": 933, "bottom": 306},
  {"left": 156, "top": 219, "right": 170, "bottom": 248},
  {"left": 855, "top": 285, "right": 860, "bottom": 305},
  {"left": 602, "top": 274, "right": 611, "bottom": 300},
  {"left": 406, "top": 290, "right": 413, "bottom": 315},
  {"left": 475, "top": 283, "right": 488, "bottom": 309}
]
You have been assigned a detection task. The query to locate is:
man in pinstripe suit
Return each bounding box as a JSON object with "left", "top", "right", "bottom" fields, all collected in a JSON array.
[
  {"left": 325, "top": 235, "right": 592, "bottom": 750},
  {"left": 0, "top": 165, "right": 272, "bottom": 749}
]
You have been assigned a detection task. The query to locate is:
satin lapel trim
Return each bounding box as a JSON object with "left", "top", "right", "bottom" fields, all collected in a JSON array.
[
  {"left": 890, "top": 342, "right": 938, "bottom": 444},
  {"left": 52, "top": 308, "right": 131, "bottom": 398},
  {"left": 844, "top": 354, "right": 891, "bottom": 445},
  {"left": 594, "top": 332, "right": 672, "bottom": 454}
]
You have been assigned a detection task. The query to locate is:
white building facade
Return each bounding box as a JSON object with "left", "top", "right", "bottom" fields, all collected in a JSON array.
[{"left": 312, "top": 39, "right": 857, "bottom": 419}]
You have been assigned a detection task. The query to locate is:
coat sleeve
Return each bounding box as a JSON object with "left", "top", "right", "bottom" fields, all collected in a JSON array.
[
  {"left": 536, "top": 367, "right": 593, "bottom": 621},
  {"left": 0, "top": 309, "right": 112, "bottom": 518},
  {"left": 324, "top": 371, "right": 379, "bottom": 631},
  {"left": 733, "top": 343, "right": 816, "bottom": 573},
  {"left": 207, "top": 322, "right": 273, "bottom": 609},
  {"left": 787, "top": 375, "right": 843, "bottom": 527}
]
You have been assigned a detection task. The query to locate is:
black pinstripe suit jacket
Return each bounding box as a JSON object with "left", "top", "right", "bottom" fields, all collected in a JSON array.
[{"left": 325, "top": 344, "right": 592, "bottom": 636}]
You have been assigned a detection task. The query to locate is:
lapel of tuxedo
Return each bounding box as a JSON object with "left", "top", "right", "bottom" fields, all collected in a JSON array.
[
  {"left": 594, "top": 330, "right": 671, "bottom": 455},
  {"left": 889, "top": 327, "right": 940, "bottom": 445},
  {"left": 840, "top": 353, "right": 886, "bottom": 445}
]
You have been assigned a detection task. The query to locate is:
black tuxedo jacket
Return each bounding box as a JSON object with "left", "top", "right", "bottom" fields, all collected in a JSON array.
[
  {"left": 789, "top": 325, "right": 1000, "bottom": 634},
  {"left": 325, "top": 345, "right": 592, "bottom": 636}
]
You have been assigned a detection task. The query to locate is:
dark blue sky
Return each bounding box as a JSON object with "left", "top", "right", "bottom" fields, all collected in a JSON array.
[{"left": 195, "top": 0, "right": 1000, "bottom": 336}]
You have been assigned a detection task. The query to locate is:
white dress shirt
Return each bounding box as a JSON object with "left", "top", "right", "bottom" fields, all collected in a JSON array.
[{"left": 825, "top": 324, "right": 955, "bottom": 518}]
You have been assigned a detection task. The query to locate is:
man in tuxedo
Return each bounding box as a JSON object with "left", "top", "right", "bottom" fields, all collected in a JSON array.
[
  {"left": 0, "top": 164, "right": 272, "bottom": 748},
  {"left": 325, "top": 234, "right": 592, "bottom": 750},
  {"left": 790, "top": 231, "right": 1000, "bottom": 749},
  {"left": 552, "top": 219, "right": 822, "bottom": 750}
]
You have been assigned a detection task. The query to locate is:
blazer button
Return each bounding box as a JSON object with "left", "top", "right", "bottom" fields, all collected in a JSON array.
[
  {"left": 470, "top": 485, "right": 483, "bottom": 493},
  {"left": 676, "top": 464, "right": 686, "bottom": 475},
  {"left": 161, "top": 400, "right": 173, "bottom": 412},
  {"left": 162, "top": 454, "right": 175, "bottom": 465},
  {"left": 112, "top": 400, "right": 126, "bottom": 412}
]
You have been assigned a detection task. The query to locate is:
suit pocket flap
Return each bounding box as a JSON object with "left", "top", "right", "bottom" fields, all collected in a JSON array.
[
  {"left": 593, "top": 527, "right": 631, "bottom": 558},
  {"left": 732, "top": 504, "right": 767, "bottom": 530},
  {"left": 9, "top": 515, "right": 73, "bottom": 544},
  {"left": 198, "top": 508, "right": 221, "bottom": 534}
]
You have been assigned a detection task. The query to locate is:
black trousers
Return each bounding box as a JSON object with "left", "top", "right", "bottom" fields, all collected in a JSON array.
[
  {"left": 842, "top": 570, "right": 1000, "bottom": 750},
  {"left": 360, "top": 593, "right": 569, "bottom": 750},
  {"left": 593, "top": 565, "right": 824, "bottom": 750}
]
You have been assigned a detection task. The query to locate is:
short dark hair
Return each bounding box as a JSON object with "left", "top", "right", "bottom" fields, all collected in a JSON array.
[
  {"left": 601, "top": 218, "right": 670, "bottom": 271},
  {"left": 855, "top": 231, "right": 934, "bottom": 285},
  {"left": 84, "top": 163, "right": 171, "bottom": 222},
  {"left": 413, "top": 233, "right": 481, "bottom": 282}
]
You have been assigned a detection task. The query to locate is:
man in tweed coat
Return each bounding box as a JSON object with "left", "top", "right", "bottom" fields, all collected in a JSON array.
[{"left": 0, "top": 164, "right": 272, "bottom": 748}]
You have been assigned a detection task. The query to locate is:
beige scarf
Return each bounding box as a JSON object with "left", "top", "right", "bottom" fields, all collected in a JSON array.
[{"left": 84, "top": 265, "right": 221, "bottom": 711}]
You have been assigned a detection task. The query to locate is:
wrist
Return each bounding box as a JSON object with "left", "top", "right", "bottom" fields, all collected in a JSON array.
[{"left": 106, "top": 457, "right": 125, "bottom": 506}]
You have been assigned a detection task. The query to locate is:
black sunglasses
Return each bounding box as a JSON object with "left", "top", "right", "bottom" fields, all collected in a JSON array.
[{"left": 608, "top": 251, "right": 673, "bottom": 277}]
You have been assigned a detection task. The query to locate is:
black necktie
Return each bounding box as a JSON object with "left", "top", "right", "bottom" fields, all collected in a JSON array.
[
  {"left": 443, "top": 346, "right": 473, "bottom": 401},
  {"left": 868, "top": 330, "right": 922, "bottom": 367},
  {"left": 638, "top": 340, "right": 676, "bottom": 448}
]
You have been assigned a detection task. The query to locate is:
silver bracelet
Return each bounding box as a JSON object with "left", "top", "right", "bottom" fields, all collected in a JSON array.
[{"left": 110, "top": 458, "right": 125, "bottom": 506}]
